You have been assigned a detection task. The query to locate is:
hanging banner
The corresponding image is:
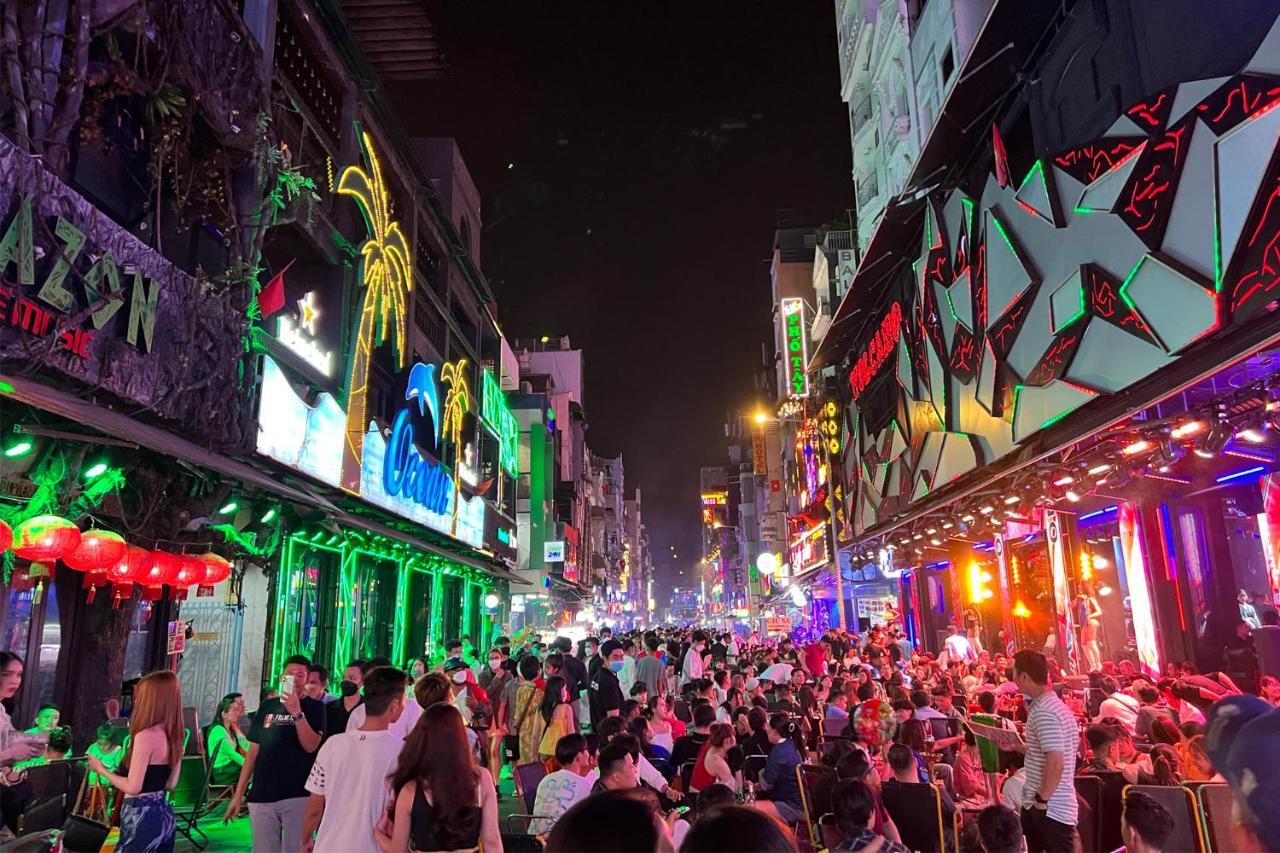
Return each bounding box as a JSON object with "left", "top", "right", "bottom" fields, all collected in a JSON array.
[
  {"left": 752, "top": 429, "right": 767, "bottom": 475},
  {"left": 1119, "top": 503, "right": 1162, "bottom": 677},
  {"left": 1044, "top": 511, "right": 1076, "bottom": 671}
]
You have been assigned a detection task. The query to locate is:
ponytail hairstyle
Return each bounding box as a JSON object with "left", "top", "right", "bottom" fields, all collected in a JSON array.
[
  {"left": 769, "top": 712, "right": 803, "bottom": 752},
  {"left": 1150, "top": 743, "right": 1181, "bottom": 786}
]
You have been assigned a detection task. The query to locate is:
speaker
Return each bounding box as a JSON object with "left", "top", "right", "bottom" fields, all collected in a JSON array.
[{"left": 1255, "top": 625, "right": 1280, "bottom": 679}]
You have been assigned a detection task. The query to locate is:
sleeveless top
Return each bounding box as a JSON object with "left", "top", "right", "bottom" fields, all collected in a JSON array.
[
  {"left": 410, "top": 780, "right": 482, "bottom": 851},
  {"left": 689, "top": 741, "right": 719, "bottom": 791},
  {"left": 139, "top": 763, "right": 170, "bottom": 794}
]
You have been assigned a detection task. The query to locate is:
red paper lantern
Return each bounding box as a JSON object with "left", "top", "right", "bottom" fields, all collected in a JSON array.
[
  {"left": 105, "top": 545, "right": 148, "bottom": 609},
  {"left": 172, "top": 555, "right": 205, "bottom": 589},
  {"left": 64, "top": 530, "right": 127, "bottom": 572},
  {"left": 106, "top": 545, "right": 149, "bottom": 585},
  {"left": 0, "top": 520, "right": 11, "bottom": 553},
  {"left": 138, "top": 551, "right": 181, "bottom": 586},
  {"left": 197, "top": 552, "right": 232, "bottom": 585},
  {"left": 12, "top": 516, "right": 81, "bottom": 562}
]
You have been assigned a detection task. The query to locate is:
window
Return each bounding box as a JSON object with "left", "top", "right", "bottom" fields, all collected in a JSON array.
[{"left": 941, "top": 45, "right": 955, "bottom": 84}]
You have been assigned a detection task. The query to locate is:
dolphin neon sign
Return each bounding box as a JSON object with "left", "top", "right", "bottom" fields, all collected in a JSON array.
[{"left": 382, "top": 362, "right": 451, "bottom": 515}]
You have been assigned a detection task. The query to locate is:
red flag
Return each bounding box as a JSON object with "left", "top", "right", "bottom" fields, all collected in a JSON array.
[
  {"left": 992, "top": 123, "right": 1011, "bottom": 188},
  {"left": 258, "top": 259, "right": 295, "bottom": 318}
]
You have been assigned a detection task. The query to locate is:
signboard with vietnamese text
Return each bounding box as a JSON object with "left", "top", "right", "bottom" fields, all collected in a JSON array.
[
  {"left": 765, "top": 616, "right": 792, "bottom": 634},
  {"left": 781, "top": 298, "right": 809, "bottom": 398}
]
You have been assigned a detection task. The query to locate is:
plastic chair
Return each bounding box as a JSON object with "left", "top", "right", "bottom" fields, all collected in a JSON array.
[
  {"left": 1124, "top": 784, "right": 1204, "bottom": 853},
  {"left": 1195, "top": 783, "right": 1234, "bottom": 852},
  {"left": 169, "top": 753, "right": 216, "bottom": 850},
  {"left": 881, "top": 781, "right": 948, "bottom": 853},
  {"left": 514, "top": 762, "right": 547, "bottom": 814}
]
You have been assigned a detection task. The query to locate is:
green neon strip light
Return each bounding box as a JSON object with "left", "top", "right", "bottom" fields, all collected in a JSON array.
[
  {"left": 1073, "top": 205, "right": 1095, "bottom": 216},
  {"left": 481, "top": 368, "right": 519, "bottom": 477},
  {"left": 1041, "top": 408, "right": 1073, "bottom": 429},
  {"left": 1058, "top": 282, "right": 1086, "bottom": 331},
  {"left": 1118, "top": 256, "right": 1145, "bottom": 313},
  {"left": 1213, "top": 191, "right": 1223, "bottom": 293},
  {"left": 1018, "top": 160, "right": 1047, "bottom": 198},
  {"left": 1011, "top": 383, "right": 1024, "bottom": 427}
]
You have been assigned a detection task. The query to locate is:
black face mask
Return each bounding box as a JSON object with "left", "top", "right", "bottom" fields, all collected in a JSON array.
[{"left": 340, "top": 680, "right": 360, "bottom": 697}]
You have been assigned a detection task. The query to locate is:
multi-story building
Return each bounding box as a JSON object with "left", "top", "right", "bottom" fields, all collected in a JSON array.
[
  {"left": 834, "top": 0, "right": 992, "bottom": 252},
  {"left": 814, "top": 2, "right": 1280, "bottom": 668},
  {"left": 0, "top": 0, "right": 523, "bottom": 740}
]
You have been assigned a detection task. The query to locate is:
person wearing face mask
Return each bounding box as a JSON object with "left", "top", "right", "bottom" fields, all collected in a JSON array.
[
  {"left": 590, "top": 640, "right": 627, "bottom": 730},
  {"left": 481, "top": 651, "right": 512, "bottom": 791},
  {"left": 683, "top": 630, "right": 709, "bottom": 686}
]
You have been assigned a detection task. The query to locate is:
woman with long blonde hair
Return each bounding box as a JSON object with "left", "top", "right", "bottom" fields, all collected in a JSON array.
[{"left": 88, "top": 670, "right": 184, "bottom": 852}]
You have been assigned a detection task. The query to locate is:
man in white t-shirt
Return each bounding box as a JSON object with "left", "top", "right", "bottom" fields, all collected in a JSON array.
[
  {"left": 530, "top": 733, "right": 596, "bottom": 835},
  {"left": 301, "top": 666, "right": 410, "bottom": 853},
  {"left": 943, "top": 625, "right": 976, "bottom": 663}
]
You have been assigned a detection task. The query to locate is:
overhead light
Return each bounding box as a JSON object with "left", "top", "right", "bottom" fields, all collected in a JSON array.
[
  {"left": 979, "top": 505, "right": 994, "bottom": 515},
  {"left": 1122, "top": 440, "right": 1151, "bottom": 456},
  {"left": 941, "top": 521, "right": 954, "bottom": 530},
  {"left": 961, "top": 514, "right": 975, "bottom": 524},
  {"left": 1238, "top": 428, "right": 1266, "bottom": 444},
  {"left": 261, "top": 507, "right": 277, "bottom": 524},
  {"left": 1053, "top": 475, "right": 1075, "bottom": 486},
  {"left": 3, "top": 439, "right": 32, "bottom": 458},
  {"left": 926, "top": 527, "right": 937, "bottom": 535},
  {"left": 1097, "top": 585, "right": 1114, "bottom": 597},
  {"left": 913, "top": 533, "right": 923, "bottom": 540},
  {"left": 1216, "top": 465, "right": 1267, "bottom": 485},
  {"left": 1065, "top": 490, "right": 1081, "bottom": 502},
  {"left": 1171, "top": 420, "right": 1203, "bottom": 439},
  {"left": 1088, "top": 464, "right": 1112, "bottom": 476},
  {"left": 1194, "top": 448, "right": 1215, "bottom": 459},
  {"left": 929, "top": 538, "right": 942, "bottom": 546},
  {"left": 1198, "top": 419, "right": 1232, "bottom": 456},
  {"left": 83, "top": 461, "right": 109, "bottom": 480},
  {"left": 217, "top": 501, "right": 239, "bottom": 516},
  {"left": 1003, "top": 495, "right": 1021, "bottom": 505}
]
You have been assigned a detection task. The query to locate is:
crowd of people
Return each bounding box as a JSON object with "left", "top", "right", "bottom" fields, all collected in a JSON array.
[{"left": 0, "top": 621, "right": 1276, "bottom": 851}]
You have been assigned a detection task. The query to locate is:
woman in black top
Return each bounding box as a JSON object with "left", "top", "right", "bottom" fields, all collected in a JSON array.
[{"left": 377, "top": 703, "right": 500, "bottom": 853}]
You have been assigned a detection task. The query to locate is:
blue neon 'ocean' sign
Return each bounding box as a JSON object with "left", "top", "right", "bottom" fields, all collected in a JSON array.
[{"left": 382, "top": 362, "right": 452, "bottom": 515}]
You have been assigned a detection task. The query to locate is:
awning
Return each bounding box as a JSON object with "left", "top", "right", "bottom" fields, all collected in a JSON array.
[
  {"left": 0, "top": 372, "right": 337, "bottom": 512},
  {"left": 338, "top": 511, "right": 529, "bottom": 585},
  {"left": 1, "top": 371, "right": 525, "bottom": 586}
]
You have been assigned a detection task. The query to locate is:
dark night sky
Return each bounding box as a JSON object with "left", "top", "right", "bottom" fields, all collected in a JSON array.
[{"left": 390, "top": 4, "right": 853, "bottom": 599}]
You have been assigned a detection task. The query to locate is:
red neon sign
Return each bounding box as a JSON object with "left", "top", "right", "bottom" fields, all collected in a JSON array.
[{"left": 848, "top": 302, "right": 903, "bottom": 400}]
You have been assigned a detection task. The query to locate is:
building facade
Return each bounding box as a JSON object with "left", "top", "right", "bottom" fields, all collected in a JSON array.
[{"left": 814, "top": 1, "right": 1280, "bottom": 673}]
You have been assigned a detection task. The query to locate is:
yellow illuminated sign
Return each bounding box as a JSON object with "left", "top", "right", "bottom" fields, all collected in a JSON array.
[{"left": 339, "top": 131, "right": 412, "bottom": 491}]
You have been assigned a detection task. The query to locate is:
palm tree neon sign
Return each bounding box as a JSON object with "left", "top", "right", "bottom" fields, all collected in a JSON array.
[
  {"left": 439, "top": 359, "right": 470, "bottom": 534},
  {"left": 339, "top": 131, "right": 412, "bottom": 491}
]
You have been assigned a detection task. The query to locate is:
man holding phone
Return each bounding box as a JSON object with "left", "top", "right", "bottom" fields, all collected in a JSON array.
[{"left": 225, "top": 654, "right": 325, "bottom": 852}]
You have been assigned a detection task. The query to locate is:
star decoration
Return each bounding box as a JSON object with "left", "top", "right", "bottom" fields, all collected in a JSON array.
[{"left": 298, "top": 291, "right": 320, "bottom": 335}]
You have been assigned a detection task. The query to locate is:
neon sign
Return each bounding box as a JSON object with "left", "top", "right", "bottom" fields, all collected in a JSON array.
[
  {"left": 782, "top": 298, "right": 809, "bottom": 398},
  {"left": 339, "top": 132, "right": 412, "bottom": 492},
  {"left": 481, "top": 368, "right": 518, "bottom": 477},
  {"left": 848, "top": 301, "right": 902, "bottom": 400},
  {"left": 382, "top": 361, "right": 453, "bottom": 514},
  {"left": 277, "top": 291, "right": 333, "bottom": 376}
]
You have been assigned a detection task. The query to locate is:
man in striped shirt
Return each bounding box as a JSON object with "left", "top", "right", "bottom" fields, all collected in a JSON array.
[{"left": 1014, "top": 649, "right": 1078, "bottom": 853}]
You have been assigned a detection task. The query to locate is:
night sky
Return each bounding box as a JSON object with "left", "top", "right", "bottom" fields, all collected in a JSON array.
[{"left": 391, "top": 3, "right": 853, "bottom": 598}]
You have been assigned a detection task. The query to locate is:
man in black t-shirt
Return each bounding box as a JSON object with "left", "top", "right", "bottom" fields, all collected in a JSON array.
[
  {"left": 225, "top": 654, "right": 326, "bottom": 852},
  {"left": 709, "top": 634, "right": 728, "bottom": 666},
  {"left": 589, "top": 640, "right": 625, "bottom": 730}
]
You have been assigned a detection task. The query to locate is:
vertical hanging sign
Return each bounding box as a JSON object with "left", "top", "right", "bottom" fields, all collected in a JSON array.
[
  {"left": 1044, "top": 511, "right": 1077, "bottom": 671},
  {"left": 781, "top": 298, "right": 809, "bottom": 398}
]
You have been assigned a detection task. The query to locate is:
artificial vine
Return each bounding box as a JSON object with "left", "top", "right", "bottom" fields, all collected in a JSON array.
[{"left": 210, "top": 516, "right": 283, "bottom": 561}]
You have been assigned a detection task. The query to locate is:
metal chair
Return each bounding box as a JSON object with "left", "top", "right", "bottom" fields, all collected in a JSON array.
[
  {"left": 881, "top": 781, "right": 949, "bottom": 853},
  {"left": 1194, "top": 783, "right": 1234, "bottom": 852},
  {"left": 1124, "top": 784, "right": 1204, "bottom": 853},
  {"left": 513, "top": 762, "right": 547, "bottom": 814},
  {"left": 796, "top": 764, "right": 832, "bottom": 850}
]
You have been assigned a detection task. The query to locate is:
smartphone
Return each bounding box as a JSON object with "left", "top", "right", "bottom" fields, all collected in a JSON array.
[
  {"left": 279, "top": 674, "right": 294, "bottom": 698},
  {"left": 673, "top": 806, "right": 691, "bottom": 815}
]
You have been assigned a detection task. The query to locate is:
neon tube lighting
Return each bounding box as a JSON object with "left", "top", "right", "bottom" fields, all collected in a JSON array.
[
  {"left": 1079, "top": 505, "right": 1119, "bottom": 521},
  {"left": 1216, "top": 465, "right": 1267, "bottom": 484}
]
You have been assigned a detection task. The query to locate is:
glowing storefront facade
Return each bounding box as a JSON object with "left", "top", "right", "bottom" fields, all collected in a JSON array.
[{"left": 817, "top": 9, "right": 1280, "bottom": 676}]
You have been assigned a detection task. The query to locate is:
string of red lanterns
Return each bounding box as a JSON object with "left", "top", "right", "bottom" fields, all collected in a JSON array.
[{"left": 0, "top": 515, "right": 234, "bottom": 606}]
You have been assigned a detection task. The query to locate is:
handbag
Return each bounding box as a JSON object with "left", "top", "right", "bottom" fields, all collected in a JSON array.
[{"left": 62, "top": 769, "right": 111, "bottom": 853}]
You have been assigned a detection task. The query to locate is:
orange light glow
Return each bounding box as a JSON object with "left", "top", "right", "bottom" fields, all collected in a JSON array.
[{"left": 1012, "top": 600, "right": 1031, "bottom": 618}]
